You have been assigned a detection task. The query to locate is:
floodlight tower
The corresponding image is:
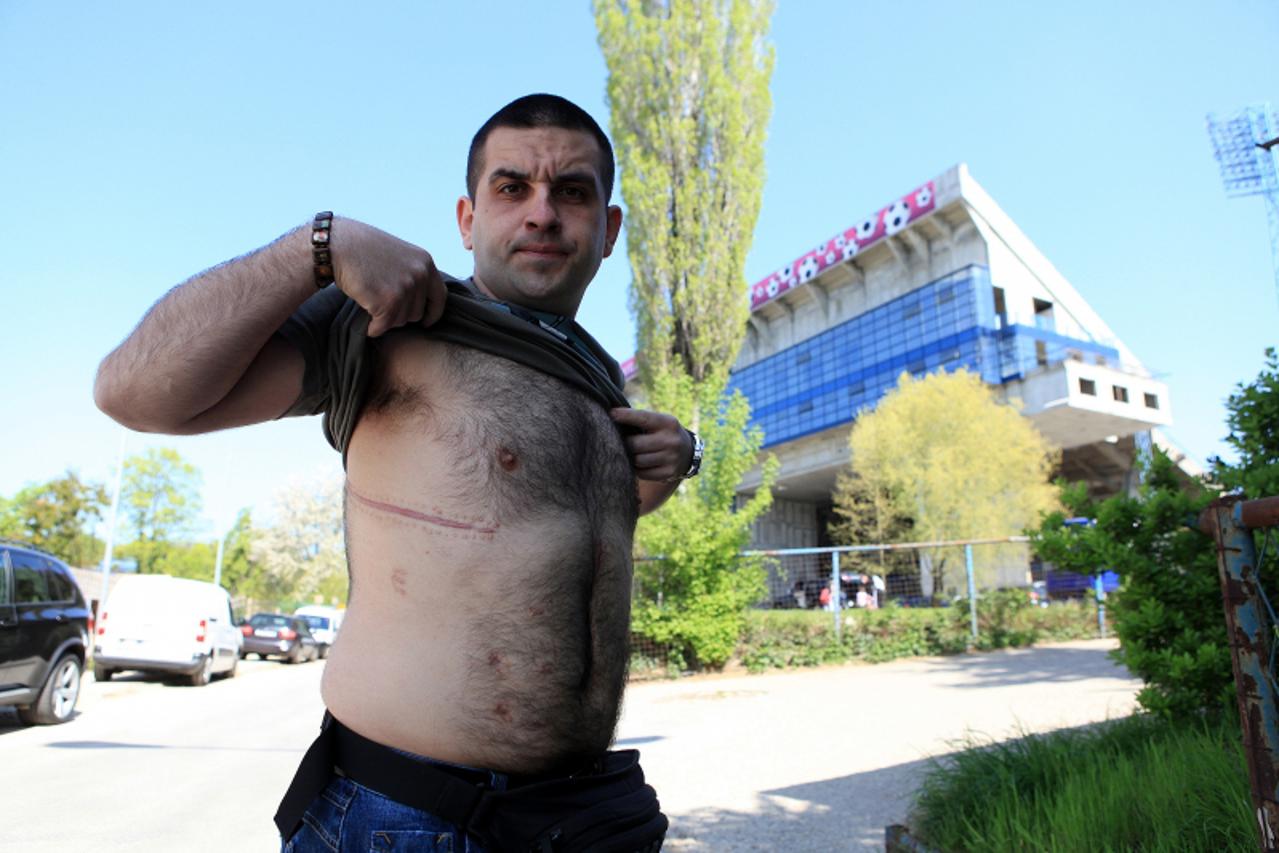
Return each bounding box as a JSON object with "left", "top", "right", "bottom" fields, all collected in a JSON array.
[{"left": 1207, "top": 104, "right": 1279, "bottom": 308}]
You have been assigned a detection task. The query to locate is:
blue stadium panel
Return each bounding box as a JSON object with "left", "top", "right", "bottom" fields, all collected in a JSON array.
[{"left": 729, "top": 265, "right": 1120, "bottom": 449}]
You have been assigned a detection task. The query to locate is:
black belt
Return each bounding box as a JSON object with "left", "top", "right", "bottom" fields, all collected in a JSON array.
[
  {"left": 274, "top": 713, "right": 667, "bottom": 853},
  {"left": 275, "top": 713, "right": 488, "bottom": 837}
]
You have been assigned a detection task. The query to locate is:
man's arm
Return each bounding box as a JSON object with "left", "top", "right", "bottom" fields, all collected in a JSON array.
[
  {"left": 609, "top": 408, "right": 696, "bottom": 515},
  {"left": 94, "top": 217, "right": 446, "bottom": 435}
]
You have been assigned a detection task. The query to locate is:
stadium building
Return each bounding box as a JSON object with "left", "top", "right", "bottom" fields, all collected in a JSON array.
[{"left": 694, "top": 164, "right": 1194, "bottom": 551}]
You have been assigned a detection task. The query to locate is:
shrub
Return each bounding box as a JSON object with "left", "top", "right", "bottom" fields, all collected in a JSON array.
[
  {"left": 735, "top": 600, "right": 1097, "bottom": 673},
  {"left": 949, "top": 589, "right": 1105, "bottom": 651},
  {"left": 631, "top": 376, "right": 778, "bottom": 670},
  {"left": 1032, "top": 450, "right": 1230, "bottom": 721}
]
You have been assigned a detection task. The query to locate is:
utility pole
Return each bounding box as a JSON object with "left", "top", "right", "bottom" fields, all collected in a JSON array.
[{"left": 97, "top": 431, "right": 126, "bottom": 616}]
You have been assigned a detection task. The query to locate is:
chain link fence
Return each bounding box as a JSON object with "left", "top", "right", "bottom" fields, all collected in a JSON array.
[{"left": 629, "top": 536, "right": 1111, "bottom": 672}]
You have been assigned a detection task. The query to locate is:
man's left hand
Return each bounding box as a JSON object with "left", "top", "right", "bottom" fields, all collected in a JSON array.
[{"left": 609, "top": 408, "right": 693, "bottom": 482}]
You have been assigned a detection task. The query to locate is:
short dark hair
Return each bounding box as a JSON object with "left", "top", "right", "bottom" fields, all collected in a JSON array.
[{"left": 466, "top": 94, "right": 615, "bottom": 201}]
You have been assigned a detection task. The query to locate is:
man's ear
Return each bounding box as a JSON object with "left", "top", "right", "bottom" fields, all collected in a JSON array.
[
  {"left": 456, "top": 196, "right": 475, "bottom": 251},
  {"left": 603, "top": 204, "right": 623, "bottom": 257}
]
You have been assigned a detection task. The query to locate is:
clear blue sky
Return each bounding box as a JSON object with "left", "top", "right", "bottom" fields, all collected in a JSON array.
[{"left": 2, "top": 1, "right": 1276, "bottom": 541}]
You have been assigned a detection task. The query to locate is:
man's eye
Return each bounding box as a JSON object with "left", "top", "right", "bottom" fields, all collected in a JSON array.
[
  {"left": 557, "top": 186, "right": 587, "bottom": 200},
  {"left": 498, "top": 183, "right": 523, "bottom": 195}
]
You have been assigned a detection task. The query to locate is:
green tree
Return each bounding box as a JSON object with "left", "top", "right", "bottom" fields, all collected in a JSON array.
[
  {"left": 119, "top": 447, "right": 203, "bottom": 574},
  {"left": 630, "top": 378, "right": 778, "bottom": 668},
  {"left": 0, "top": 471, "right": 107, "bottom": 566},
  {"left": 595, "top": 0, "right": 774, "bottom": 388},
  {"left": 595, "top": 0, "right": 778, "bottom": 668},
  {"left": 1213, "top": 346, "right": 1279, "bottom": 499},
  {"left": 1032, "top": 451, "right": 1227, "bottom": 721},
  {"left": 252, "top": 473, "right": 346, "bottom": 607},
  {"left": 152, "top": 540, "right": 216, "bottom": 580},
  {"left": 842, "top": 370, "right": 1059, "bottom": 597},
  {"left": 828, "top": 469, "right": 914, "bottom": 577},
  {"left": 217, "top": 509, "right": 273, "bottom": 602}
]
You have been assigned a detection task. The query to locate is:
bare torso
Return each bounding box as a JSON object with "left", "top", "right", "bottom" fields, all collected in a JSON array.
[{"left": 319, "top": 331, "right": 638, "bottom": 774}]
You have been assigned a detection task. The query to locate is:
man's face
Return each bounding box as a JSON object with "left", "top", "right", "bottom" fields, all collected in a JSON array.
[{"left": 457, "top": 126, "right": 623, "bottom": 317}]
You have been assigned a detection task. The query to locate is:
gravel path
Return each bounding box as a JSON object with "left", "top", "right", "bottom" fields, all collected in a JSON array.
[{"left": 614, "top": 639, "right": 1141, "bottom": 851}]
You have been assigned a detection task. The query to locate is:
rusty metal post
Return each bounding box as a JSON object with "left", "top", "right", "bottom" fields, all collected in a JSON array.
[{"left": 1203, "top": 497, "right": 1279, "bottom": 851}]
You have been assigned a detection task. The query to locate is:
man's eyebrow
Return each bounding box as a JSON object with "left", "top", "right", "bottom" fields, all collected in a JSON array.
[
  {"left": 552, "top": 170, "right": 598, "bottom": 187},
  {"left": 486, "top": 167, "right": 598, "bottom": 188},
  {"left": 488, "top": 167, "right": 530, "bottom": 183}
]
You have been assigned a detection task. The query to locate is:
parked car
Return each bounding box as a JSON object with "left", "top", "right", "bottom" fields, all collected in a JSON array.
[
  {"left": 293, "top": 605, "right": 343, "bottom": 659},
  {"left": 0, "top": 541, "right": 90, "bottom": 724},
  {"left": 240, "top": 614, "right": 320, "bottom": 663},
  {"left": 93, "top": 575, "right": 242, "bottom": 686}
]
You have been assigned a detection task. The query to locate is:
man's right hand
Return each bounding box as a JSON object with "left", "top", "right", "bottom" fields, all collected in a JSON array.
[{"left": 331, "top": 217, "right": 449, "bottom": 337}]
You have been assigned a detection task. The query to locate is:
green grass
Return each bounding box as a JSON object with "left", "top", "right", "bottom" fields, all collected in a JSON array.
[{"left": 911, "top": 713, "right": 1254, "bottom": 852}]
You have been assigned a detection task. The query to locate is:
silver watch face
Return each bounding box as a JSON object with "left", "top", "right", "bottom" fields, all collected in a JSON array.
[{"left": 687, "top": 432, "right": 704, "bottom": 477}]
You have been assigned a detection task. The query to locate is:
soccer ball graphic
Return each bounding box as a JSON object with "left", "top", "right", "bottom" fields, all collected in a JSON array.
[
  {"left": 856, "top": 216, "right": 879, "bottom": 241},
  {"left": 799, "top": 256, "right": 819, "bottom": 282},
  {"left": 834, "top": 234, "right": 847, "bottom": 249},
  {"left": 824, "top": 251, "right": 836, "bottom": 265},
  {"left": 915, "top": 185, "right": 933, "bottom": 208},
  {"left": 884, "top": 199, "right": 911, "bottom": 235},
  {"left": 765, "top": 276, "right": 781, "bottom": 298},
  {"left": 842, "top": 241, "right": 859, "bottom": 261},
  {"left": 813, "top": 241, "right": 829, "bottom": 256}
]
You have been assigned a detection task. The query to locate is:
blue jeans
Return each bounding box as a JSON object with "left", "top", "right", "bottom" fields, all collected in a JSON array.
[{"left": 281, "top": 775, "right": 491, "bottom": 853}]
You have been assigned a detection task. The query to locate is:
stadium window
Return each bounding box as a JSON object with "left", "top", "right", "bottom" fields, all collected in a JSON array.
[
  {"left": 1033, "top": 298, "right": 1056, "bottom": 332},
  {"left": 1112, "top": 385, "right": 1129, "bottom": 403},
  {"left": 1079, "top": 378, "right": 1097, "bottom": 396},
  {"left": 1144, "top": 393, "right": 1159, "bottom": 410},
  {"left": 1035, "top": 340, "right": 1048, "bottom": 366}
]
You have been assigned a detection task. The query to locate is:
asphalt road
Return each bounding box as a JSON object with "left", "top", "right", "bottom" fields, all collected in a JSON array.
[{"left": 1, "top": 639, "right": 1139, "bottom": 852}]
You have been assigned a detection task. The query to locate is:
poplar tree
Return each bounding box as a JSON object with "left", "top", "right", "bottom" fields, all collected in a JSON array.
[
  {"left": 595, "top": 0, "right": 774, "bottom": 392},
  {"left": 595, "top": 0, "right": 778, "bottom": 668}
]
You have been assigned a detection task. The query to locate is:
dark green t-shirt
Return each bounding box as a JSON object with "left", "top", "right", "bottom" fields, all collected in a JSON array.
[{"left": 274, "top": 274, "right": 630, "bottom": 462}]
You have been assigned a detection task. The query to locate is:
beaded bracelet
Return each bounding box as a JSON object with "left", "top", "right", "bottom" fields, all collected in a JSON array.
[{"left": 311, "top": 211, "right": 334, "bottom": 289}]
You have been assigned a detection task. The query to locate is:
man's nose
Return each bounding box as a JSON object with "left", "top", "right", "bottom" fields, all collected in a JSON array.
[{"left": 524, "top": 188, "right": 561, "bottom": 231}]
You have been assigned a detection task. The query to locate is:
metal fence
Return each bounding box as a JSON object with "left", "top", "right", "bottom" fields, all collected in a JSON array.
[{"left": 629, "top": 535, "right": 1110, "bottom": 668}]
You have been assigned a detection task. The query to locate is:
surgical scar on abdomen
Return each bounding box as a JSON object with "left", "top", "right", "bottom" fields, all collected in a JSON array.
[{"left": 346, "top": 484, "right": 498, "bottom": 538}]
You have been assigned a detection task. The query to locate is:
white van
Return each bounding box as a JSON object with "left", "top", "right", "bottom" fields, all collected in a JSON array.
[
  {"left": 293, "top": 605, "right": 343, "bottom": 659},
  {"left": 93, "top": 575, "right": 242, "bottom": 686}
]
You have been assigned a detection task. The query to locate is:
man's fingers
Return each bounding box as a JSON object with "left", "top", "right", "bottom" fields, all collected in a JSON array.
[
  {"left": 624, "top": 433, "right": 672, "bottom": 455},
  {"left": 633, "top": 451, "right": 668, "bottom": 469},
  {"left": 609, "top": 407, "right": 667, "bottom": 430},
  {"left": 421, "top": 272, "right": 448, "bottom": 328},
  {"left": 406, "top": 280, "right": 428, "bottom": 325}
]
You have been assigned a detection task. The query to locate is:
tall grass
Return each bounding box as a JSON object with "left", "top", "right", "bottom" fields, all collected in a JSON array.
[{"left": 911, "top": 713, "right": 1253, "bottom": 852}]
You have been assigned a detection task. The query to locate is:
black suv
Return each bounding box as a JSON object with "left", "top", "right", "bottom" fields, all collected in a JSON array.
[{"left": 0, "top": 542, "right": 90, "bottom": 724}]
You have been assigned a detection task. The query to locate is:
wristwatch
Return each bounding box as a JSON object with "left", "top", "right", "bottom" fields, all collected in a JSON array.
[{"left": 681, "top": 429, "right": 704, "bottom": 479}]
